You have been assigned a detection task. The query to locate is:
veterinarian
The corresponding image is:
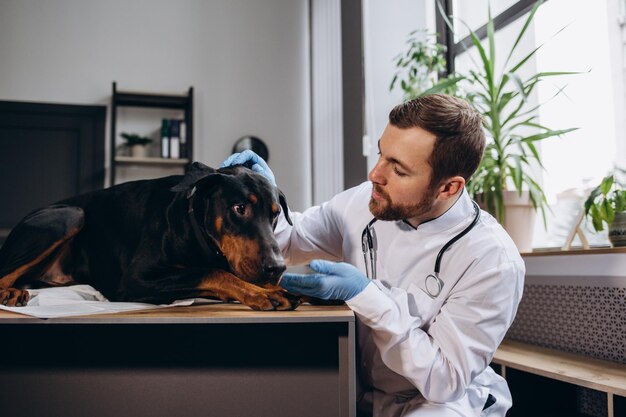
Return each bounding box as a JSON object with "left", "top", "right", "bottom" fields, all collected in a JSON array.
[{"left": 222, "top": 94, "right": 524, "bottom": 417}]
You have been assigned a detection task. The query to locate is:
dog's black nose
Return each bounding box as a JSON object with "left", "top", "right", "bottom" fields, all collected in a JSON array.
[{"left": 263, "top": 262, "right": 286, "bottom": 279}]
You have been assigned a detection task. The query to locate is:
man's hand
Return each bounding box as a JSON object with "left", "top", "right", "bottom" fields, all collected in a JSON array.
[
  {"left": 220, "top": 150, "right": 276, "bottom": 186},
  {"left": 280, "top": 260, "right": 370, "bottom": 301}
]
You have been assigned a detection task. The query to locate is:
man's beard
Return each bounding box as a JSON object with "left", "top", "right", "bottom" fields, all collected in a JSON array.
[{"left": 368, "top": 184, "right": 436, "bottom": 221}]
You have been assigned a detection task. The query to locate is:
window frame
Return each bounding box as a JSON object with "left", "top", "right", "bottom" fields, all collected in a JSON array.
[{"left": 435, "top": 0, "right": 544, "bottom": 75}]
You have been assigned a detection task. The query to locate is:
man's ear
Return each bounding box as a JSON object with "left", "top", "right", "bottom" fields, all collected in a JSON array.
[
  {"left": 170, "top": 162, "right": 216, "bottom": 196},
  {"left": 436, "top": 176, "right": 466, "bottom": 200}
]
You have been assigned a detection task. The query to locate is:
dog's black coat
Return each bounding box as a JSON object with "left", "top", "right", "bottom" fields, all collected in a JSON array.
[{"left": 0, "top": 162, "right": 299, "bottom": 311}]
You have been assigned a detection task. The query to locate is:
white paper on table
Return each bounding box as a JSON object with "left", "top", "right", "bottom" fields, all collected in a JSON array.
[{"left": 0, "top": 285, "right": 219, "bottom": 319}]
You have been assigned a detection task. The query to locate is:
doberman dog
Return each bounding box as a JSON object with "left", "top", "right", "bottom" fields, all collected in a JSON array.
[{"left": 0, "top": 162, "right": 300, "bottom": 311}]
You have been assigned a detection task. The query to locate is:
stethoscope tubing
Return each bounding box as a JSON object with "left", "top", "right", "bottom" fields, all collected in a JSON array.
[
  {"left": 362, "top": 200, "right": 481, "bottom": 298},
  {"left": 434, "top": 201, "right": 481, "bottom": 275}
]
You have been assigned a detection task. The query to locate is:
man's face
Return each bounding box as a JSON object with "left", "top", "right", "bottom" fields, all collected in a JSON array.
[{"left": 368, "top": 123, "right": 438, "bottom": 225}]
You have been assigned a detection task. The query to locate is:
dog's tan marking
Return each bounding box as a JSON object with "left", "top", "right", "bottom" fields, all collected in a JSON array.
[
  {"left": 220, "top": 235, "right": 261, "bottom": 281},
  {"left": 271, "top": 203, "right": 280, "bottom": 215},
  {"left": 40, "top": 243, "right": 76, "bottom": 286},
  {"left": 214, "top": 216, "right": 223, "bottom": 233},
  {"left": 0, "top": 288, "right": 30, "bottom": 306},
  {"left": 0, "top": 226, "right": 80, "bottom": 289},
  {"left": 196, "top": 270, "right": 298, "bottom": 310},
  {"left": 248, "top": 194, "right": 258, "bottom": 204}
]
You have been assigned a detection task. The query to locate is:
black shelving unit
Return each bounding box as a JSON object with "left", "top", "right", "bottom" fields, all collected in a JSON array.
[{"left": 110, "top": 81, "right": 194, "bottom": 185}]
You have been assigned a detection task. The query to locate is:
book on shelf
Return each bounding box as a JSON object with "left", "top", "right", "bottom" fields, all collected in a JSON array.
[
  {"left": 160, "top": 119, "right": 170, "bottom": 158},
  {"left": 180, "top": 121, "right": 187, "bottom": 158},
  {"left": 169, "top": 119, "right": 181, "bottom": 159},
  {"left": 160, "top": 118, "right": 186, "bottom": 159}
]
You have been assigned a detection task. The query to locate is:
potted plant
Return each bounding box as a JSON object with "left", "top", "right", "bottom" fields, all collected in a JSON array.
[
  {"left": 392, "top": 0, "right": 578, "bottom": 251},
  {"left": 119, "top": 132, "right": 153, "bottom": 158},
  {"left": 584, "top": 174, "right": 626, "bottom": 247},
  {"left": 389, "top": 29, "right": 462, "bottom": 100}
]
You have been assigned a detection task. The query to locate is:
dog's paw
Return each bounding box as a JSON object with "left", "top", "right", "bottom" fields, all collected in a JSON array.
[
  {"left": 246, "top": 287, "right": 301, "bottom": 311},
  {"left": 0, "top": 288, "right": 30, "bottom": 307}
]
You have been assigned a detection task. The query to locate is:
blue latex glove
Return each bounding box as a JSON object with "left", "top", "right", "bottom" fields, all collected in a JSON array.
[
  {"left": 280, "top": 259, "right": 370, "bottom": 301},
  {"left": 220, "top": 150, "right": 276, "bottom": 186}
]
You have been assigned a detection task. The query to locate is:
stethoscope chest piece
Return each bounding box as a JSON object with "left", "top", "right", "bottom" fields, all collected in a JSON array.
[{"left": 424, "top": 273, "right": 443, "bottom": 298}]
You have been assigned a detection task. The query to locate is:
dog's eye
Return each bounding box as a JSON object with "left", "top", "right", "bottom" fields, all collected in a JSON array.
[{"left": 233, "top": 204, "right": 247, "bottom": 216}]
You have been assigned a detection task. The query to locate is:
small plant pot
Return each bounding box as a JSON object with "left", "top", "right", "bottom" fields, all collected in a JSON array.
[
  {"left": 608, "top": 211, "right": 626, "bottom": 247},
  {"left": 130, "top": 145, "right": 148, "bottom": 158}
]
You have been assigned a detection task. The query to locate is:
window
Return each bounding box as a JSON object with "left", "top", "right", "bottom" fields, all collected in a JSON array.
[
  {"left": 451, "top": 0, "right": 519, "bottom": 41},
  {"left": 438, "top": 0, "right": 624, "bottom": 249},
  {"left": 532, "top": 0, "right": 617, "bottom": 248}
]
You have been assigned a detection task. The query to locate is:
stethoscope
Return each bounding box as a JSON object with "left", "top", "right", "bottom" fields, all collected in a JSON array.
[{"left": 361, "top": 201, "right": 481, "bottom": 298}]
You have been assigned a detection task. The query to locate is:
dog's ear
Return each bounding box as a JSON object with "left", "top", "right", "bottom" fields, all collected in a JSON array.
[
  {"left": 170, "top": 162, "right": 216, "bottom": 194},
  {"left": 278, "top": 189, "right": 292, "bottom": 225}
]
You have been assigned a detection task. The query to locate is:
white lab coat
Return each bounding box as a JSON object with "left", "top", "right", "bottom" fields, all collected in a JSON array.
[{"left": 275, "top": 182, "right": 525, "bottom": 417}]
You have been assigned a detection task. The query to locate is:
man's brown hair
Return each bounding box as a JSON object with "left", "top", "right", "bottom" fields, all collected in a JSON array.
[{"left": 388, "top": 94, "right": 485, "bottom": 190}]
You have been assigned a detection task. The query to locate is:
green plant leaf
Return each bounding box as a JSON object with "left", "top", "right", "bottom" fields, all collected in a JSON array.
[
  {"left": 418, "top": 75, "right": 465, "bottom": 96},
  {"left": 527, "top": 71, "right": 582, "bottom": 84},
  {"left": 590, "top": 205, "right": 605, "bottom": 232},
  {"left": 605, "top": 200, "right": 616, "bottom": 223},
  {"left": 120, "top": 132, "right": 153, "bottom": 146},
  {"left": 506, "top": 72, "right": 527, "bottom": 102},
  {"left": 497, "top": 90, "right": 515, "bottom": 115},
  {"left": 508, "top": 156, "right": 523, "bottom": 191},
  {"left": 524, "top": 141, "right": 543, "bottom": 167},
  {"left": 449, "top": 12, "right": 495, "bottom": 94},
  {"left": 486, "top": 5, "right": 496, "bottom": 91},
  {"left": 502, "top": 0, "right": 543, "bottom": 71},
  {"left": 600, "top": 175, "right": 614, "bottom": 196},
  {"left": 495, "top": 188, "right": 505, "bottom": 223},
  {"left": 598, "top": 199, "right": 610, "bottom": 220},
  {"left": 389, "top": 74, "right": 398, "bottom": 91},
  {"left": 501, "top": 96, "right": 529, "bottom": 128},
  {"left": 520, "top": 128, "right": 578, "bottom": 143},
  {"left": 504, "top": 116, "right": 536, "bottom": 135},
  {"left": 584, "top": 186, "right": 602, "bottom": 214},
  {"left": 583, "top": 172, "right": 626, "bottom": 232},
  {"left": 508, "top": 44, "right": 543, "bottom": 75}
]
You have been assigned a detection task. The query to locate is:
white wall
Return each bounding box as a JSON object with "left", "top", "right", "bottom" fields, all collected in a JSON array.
[
  {"left": 362, "top": 0, "right": 431, "bottom": 172},
  {"left": 0, "top": 0, "right": 312, "bottom": 210}
]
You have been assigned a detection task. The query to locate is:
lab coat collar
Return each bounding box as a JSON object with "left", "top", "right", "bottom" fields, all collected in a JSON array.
[{"left": 410, "top": 189, "right": 476, "bottom": 235}]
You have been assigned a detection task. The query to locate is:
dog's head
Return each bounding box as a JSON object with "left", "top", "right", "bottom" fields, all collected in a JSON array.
[{"left": 171, "top": 162, "right": 291, "bottom": 285}]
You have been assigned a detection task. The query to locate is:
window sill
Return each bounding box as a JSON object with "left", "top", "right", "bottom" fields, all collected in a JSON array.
[
  {"left": 522, "top": 247, "right": 625, "bottom": 287},
  {"left": 521, "top": 246, "right": 626, "bottom": 257}
]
